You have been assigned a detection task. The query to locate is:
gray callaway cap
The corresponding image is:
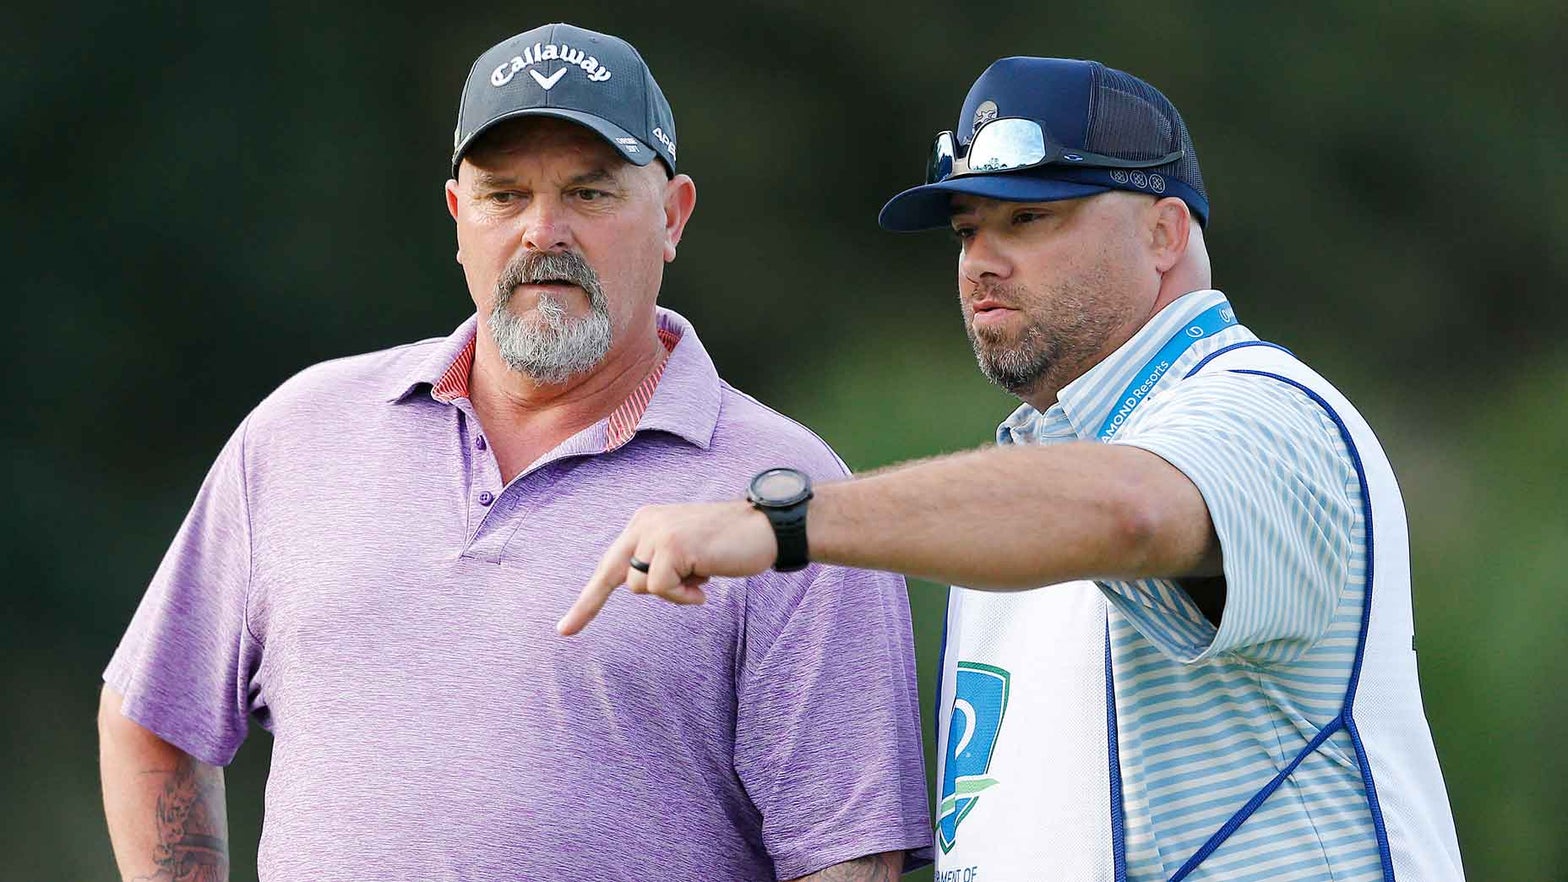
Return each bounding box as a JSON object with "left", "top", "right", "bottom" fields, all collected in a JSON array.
[{"left": 451, "top": 23, "right": 678, "bottom": 177}]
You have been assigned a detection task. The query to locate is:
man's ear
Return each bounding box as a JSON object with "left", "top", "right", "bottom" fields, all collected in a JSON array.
[
  {"left": 1149, "top": 196, "right": 1191, "bottom": 274},
  {"left": 445, "top": 177, "right": 463, "bottom": 263},
  {"left": 662, "top": 174, "right": 697, "bottom": 263}
]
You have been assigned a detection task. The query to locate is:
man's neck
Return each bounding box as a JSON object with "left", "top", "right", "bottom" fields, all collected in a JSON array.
[{"left": 467, "top": 323, "right": 667, "bottom": 481}]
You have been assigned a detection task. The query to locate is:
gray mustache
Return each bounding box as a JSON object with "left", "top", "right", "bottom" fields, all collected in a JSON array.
[{"left": 497, "top": 250, "right": 601, "bottom": 299}]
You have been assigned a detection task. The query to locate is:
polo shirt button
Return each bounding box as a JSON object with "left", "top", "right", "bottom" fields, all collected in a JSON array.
[
  {"left": 478, "top": 491, "right": 494, "bottom": 506},
  {"left": 475, "top": 435, "right": 487, "bottom": 450}
]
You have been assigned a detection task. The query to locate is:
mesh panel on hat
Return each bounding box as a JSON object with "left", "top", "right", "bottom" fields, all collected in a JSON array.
[{"left": 1085, "top": 64, "right": 1208, "bottom": 206}]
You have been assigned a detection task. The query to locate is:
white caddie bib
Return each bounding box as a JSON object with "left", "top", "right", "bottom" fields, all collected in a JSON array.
[
  {"left": 935, "top": 582, "right": 1116, "bottom": 882},
  {"left": 933, "top": 338, "right": 1464, "bottom": 882}
]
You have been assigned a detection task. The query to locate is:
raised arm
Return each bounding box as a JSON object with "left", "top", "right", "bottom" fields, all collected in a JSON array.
[
  {"left": 559, "top": 441, "right": 1218, "bottom": 634},
  {"left": 805, "top": 442, "right": 1216, "bottom": 589},
  {"left": 99, "top": 686, "right": 230, "bottom": 882}
]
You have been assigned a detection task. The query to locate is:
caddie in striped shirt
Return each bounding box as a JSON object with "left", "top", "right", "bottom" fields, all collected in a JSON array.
[{"left": 562, "top": 57, "right": 1465, "bottom": 881}]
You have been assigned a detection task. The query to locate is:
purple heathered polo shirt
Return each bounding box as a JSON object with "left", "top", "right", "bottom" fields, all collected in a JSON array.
[{"left": 105, "top": 308, "right": 932, "bottom": 881}]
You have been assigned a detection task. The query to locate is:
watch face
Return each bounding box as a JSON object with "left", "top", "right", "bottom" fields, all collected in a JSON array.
[{"left": 751, "top": 468, "right": 811, "bottom": 506}]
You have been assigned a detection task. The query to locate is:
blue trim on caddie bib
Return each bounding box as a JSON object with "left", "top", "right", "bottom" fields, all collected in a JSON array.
[
  {"left": 1106, "top": 624, "right": 1129, "bottom": 882},
  {"left": 1158, "top": 359, "right": 1394, "bottom": 881},
  {"left": 1183, "top": 340, "right": 1294, "bottom": 379}
]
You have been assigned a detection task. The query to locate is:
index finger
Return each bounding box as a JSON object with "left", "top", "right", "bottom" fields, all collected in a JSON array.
[{"left": 556, "top": 533, "right": 635, "bottom": 636}]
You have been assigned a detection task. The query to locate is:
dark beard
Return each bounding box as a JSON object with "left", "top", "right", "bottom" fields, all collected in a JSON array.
[
  {"left": 969, "top": 321, "right": 1056, "bottom": 396},
  {"left": 963, "top": 281, "right": 1123, "bottom": 400}
]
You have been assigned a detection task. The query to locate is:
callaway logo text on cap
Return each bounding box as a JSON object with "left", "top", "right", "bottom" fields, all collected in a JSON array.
[{"left": 452, "top": 23, "right": 677, "bottom": 178}]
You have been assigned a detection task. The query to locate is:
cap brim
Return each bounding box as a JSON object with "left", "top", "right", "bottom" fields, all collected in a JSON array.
[
  {"left": 451, "top": 108, "right": 658, "bottom": 178},
  {"left": 877, "top": 174, "right": 1112, "bottom": 231}
]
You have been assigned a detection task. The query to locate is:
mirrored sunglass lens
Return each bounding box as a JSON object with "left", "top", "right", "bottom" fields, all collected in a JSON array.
[
  {"left": 927, "top": 133, "right": 956, "bottom": 183},
  {"left": 967, "top": 119, "right": 1047, "bottom": 173}
]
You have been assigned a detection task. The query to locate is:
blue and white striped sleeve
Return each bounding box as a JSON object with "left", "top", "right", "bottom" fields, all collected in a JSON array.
[{"left": 1102, "top": 371, "right": 1358, "bottom": 665}]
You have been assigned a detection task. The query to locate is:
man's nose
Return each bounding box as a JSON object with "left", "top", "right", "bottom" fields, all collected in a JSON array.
[
  {"left": 521, "top": 198, "right": 574, "bottom": 253},
  {"left": 960, "top": 231, "right": 1011, "bottom": 287}
]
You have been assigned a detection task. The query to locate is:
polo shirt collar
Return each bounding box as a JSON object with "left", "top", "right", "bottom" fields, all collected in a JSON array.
[
  {"left": 998, "top": 289, "right": 1236, "bottom": 446},
  {"left": 386, "top": 307, "right": 720, "bottom": 451},
  {"left": 386, "top": 314, "right": 483, "bottom": 404},
  {"left": 632, "top": 307, "right": 721, "bottom": 450}
]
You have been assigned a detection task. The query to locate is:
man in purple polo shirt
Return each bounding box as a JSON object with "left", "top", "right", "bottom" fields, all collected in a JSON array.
[{"left": 98, "top": 23, "right": 929, "bottom": 882}]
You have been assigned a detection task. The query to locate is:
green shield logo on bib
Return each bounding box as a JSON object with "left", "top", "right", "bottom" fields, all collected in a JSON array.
[{"left": 938, "top": 662, "right": 1011, "bottom": 852}]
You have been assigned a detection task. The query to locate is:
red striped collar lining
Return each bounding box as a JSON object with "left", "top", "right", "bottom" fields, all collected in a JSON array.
[{"left": 432, "top": 326, "right": 682, "bottom": 452}]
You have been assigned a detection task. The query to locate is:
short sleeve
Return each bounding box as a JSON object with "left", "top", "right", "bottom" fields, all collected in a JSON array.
[
  {"left": 103, "top": 418, "right": 263, "bottom": 766},
  {"left": 1104, "top": 371, "right": 1358, "bottom": 665},
  {"left": 733, "top": 564, "right": 932, "bottom": 879}
]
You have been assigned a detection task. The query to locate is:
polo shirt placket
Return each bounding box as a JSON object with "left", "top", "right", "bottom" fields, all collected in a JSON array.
[{"left": 398, "top": 320, "right": 679, "bottom": 564}]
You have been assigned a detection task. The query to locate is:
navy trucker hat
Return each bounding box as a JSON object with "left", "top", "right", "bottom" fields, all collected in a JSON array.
[
  {"left": 879, "top": 57, "right": 1208, "bottom": 230},
  {"left": 452, "top": 23, "right": 677, "bottom": 178}
]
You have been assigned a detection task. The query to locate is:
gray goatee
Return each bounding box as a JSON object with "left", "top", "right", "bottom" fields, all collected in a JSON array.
[{"left": 489, "top": 250, "right": 612, "bottom": 385}]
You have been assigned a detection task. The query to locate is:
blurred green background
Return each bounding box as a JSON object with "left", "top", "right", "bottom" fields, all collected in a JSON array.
[{"left": 5, "top": 1, "right": 1563, "bottom": 879}]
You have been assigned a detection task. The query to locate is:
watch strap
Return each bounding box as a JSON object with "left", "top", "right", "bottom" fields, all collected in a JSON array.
[{"left": 766, "top": 504, "right": 810, "bottom": 572}]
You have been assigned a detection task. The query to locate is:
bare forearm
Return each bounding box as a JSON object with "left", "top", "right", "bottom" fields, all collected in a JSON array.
[
  {"left": 558, "top": 439, "right": 1220, "bottom": 634},
  {"left": 809, "top": 442, "right": 1218, "bottom": 589},
  {"left": 99, "top": 687, "right": 230, "bottom": 882},
  {"left": 792, "top": 851, "right": 903, "bottom": 881}
]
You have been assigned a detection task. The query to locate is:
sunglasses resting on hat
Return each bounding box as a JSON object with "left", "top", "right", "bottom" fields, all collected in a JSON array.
[{"left": 927, "top": 116, "right": 1184, "bottom": 185}]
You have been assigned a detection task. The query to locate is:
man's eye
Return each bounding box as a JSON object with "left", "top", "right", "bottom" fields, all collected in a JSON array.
[
  {"left": 1013, "top": 211, "right": 1041, "bottom": 224},
  {"left": 951, "top": 227, "right": 976, "bottom": 243},
  {"left": 574, "top": 188, "right": 606, "bottom": 201},
  {"left": 487, "top": 192, "right": 520, "bottom": 204}
]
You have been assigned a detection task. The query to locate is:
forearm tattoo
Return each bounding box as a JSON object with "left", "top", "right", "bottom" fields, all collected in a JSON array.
[
  {"left": 799, "top": 852, "right": 902, "bottom": 882},
  {"left": 132, "top": 760, "right": 228, "bottom": 882}
]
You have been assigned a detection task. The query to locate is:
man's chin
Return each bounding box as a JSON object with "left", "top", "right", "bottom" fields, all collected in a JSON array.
[
  {"left": 973, "top": 344, "right": 1050, "bottom": 395},
  {"left": 970, "top": 333, "right": 1020, "bottom": 365},
  {"left": 980, "top": 364, "right": 1046, "bottom": 397}
]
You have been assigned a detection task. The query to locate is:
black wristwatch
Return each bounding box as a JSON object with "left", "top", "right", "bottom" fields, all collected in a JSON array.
[{"left": 747, "top": 467, "right": 814, "bottom": 572}]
